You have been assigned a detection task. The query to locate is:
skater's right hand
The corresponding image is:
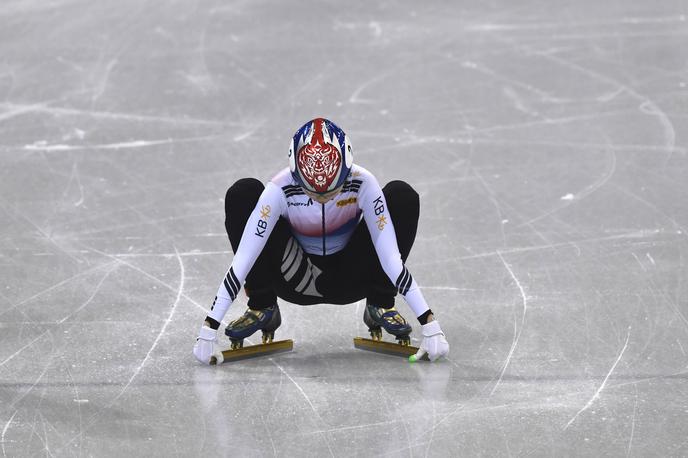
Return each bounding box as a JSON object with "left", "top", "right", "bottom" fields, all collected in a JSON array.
[
  {"left": 193, "top": 325, "right": 222, "bottom": 365},
  {"left": 414, "top": 320, "right": 449, "bottom": 362}
]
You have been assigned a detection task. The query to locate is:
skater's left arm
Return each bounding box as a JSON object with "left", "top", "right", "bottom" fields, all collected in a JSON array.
[
  {"left": 358, "top": 174, "right": 431, "bottom": 321},
  {"left": 359, "top": 175, "right": 449, "bottom": 361}
]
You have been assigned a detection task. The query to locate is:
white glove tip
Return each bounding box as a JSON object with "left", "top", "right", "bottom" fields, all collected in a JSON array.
[{"left": 211, "top": 351, "right": 224, "bottom": 365}]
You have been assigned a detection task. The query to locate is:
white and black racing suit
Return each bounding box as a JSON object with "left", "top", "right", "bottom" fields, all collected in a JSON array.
[{"left": 205, "top": 164, "right": 433, "bottom": 325}]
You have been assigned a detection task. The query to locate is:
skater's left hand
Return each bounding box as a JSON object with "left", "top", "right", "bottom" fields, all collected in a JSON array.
[{"left": 414, "top": 320, "right": 449, "bottom": 362}]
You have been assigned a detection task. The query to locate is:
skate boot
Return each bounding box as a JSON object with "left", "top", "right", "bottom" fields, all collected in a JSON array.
[
  {"left": 363, "top": 303, "right": 412, "bottom": 346},
  {"left": 225, "top": 304, "right": 282, "bottom": 350}
]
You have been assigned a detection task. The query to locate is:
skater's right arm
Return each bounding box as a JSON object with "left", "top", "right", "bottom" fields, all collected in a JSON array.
[
  {"left": 194, "top": 183, "right": 286, "bottom": 364},
  {"left": 209, "top": 182, "right": 286, "bottom": 323}
]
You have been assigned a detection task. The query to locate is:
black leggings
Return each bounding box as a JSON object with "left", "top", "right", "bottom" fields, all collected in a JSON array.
[{"left": 224, "top": 178, "right": 419, "bottom": 310}]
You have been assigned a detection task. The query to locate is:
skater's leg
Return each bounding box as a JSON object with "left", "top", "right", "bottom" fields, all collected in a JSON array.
[
  {"left": 225, "top": 178, "right": 263, "bottom": 253},
  {"left": 384, "top": 180, "right": 420, "bottom": 261},
  {"left": 224, "top": 178, "right": 290, "bottom": 310}
]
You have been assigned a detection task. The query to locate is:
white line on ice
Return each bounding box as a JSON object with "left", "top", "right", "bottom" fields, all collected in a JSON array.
[
  {"left": 626, "top": 386, "right": 639, "bottom": 458},
  {"left": 491, "top": 251, "right": 528, "bottom": 395},
  {"left": 23, "top": 135, "right": 221, "bottom": 152},
  {"left": 613, "top": 186, "right": 688, "bottom": 240},
  {"left": 115, "top": 247, "right": 185, "bottom": 400},
  {"left": 424, "top": 400, "right": 438, "bottom": 458},
  {"left": 1, "top": 411, "right": 17, "bottom": 458},
  {"left": 63, "top": 360, "right": 84, "bottom": 456},
  {"left": 646, "top": 252, "right": 656, "bottom": 266},
  {"left": 415, "top": 229, "right": 668, "bottom": 266},
  {"left": 270, "top": 360, "right": 318, "bottom": 413},
  {"left": 631, "top": 252, "right": 646, "bottom": 271},
  {"left": 473, "top": 169, "right": 507, "bottom": 247},
  {"left": 466, "top": 15, "right": 687, "bottom": 32},
  {"left": 82, "top": 244, "right": 209, "bottom": 315},
  {"left": 519, "top": 139, "right": 617, "bottom": 227},
  {"left": 473, "top": 138, "right": 685, "bottom": 154},
  {"left": 49, "top": 248, "right": 225, "bottom": 455},
  {"left": 421, "top": 286, "right": 475, "bottom": 292},
  {"left": 528, "top": 44, "right": 677, "bottom": 166},
  {"left": 57, "top": 263, "right": 119, "bottom": 324},
  {"left": 564, "top": 327, "right": 632, "bottom": 430},
  {"left": 0, "top": 332, "right": 48, "bottom": 368},
  {"left": 305, "top": 419, "right": 401, "bottom": 436},
  {"left": 110, "top": 250, "right": 231, "bottom": 258},
  {"left": 268, "top": 359, "right": 335, "bottom": 458},
  {"left": 6, "top": 262, "right": 112, "bottom": 310},
  {"left": 7, "top": 355, "right": 53, "bottom": 410},
  {"left": 91, "top": 58, "right": 118, "bottom": 102},
  {"left": 349, "top": 72, "right": 389, "bottom": 104},
  {"left": 39, "top": 412, "right": 53, "bottom": 458},
  {"left": 0, "top": 102, "right": 231, "bottom": 126}
]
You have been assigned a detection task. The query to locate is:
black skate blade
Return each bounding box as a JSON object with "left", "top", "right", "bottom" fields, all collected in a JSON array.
[
  {"left": 210, "top": 339, "right": 293, "bottom": 365},
  {"left": 353, "top": 337, "right": 429, "bottom": 361}
]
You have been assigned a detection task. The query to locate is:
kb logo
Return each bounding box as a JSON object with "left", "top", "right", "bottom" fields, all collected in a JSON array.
[
  {"left": 373, "top": 196, "right": 385, "bottom": 215},
  {"left": 255, "top": 205, "right": 271, "bottom": 238},
  {"left": 373, "top": 196, "right": 387, "bottom": 230}
]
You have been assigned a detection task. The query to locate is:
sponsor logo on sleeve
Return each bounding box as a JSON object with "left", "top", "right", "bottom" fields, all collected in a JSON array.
[
  {"left": 255, "top": 205, "right": 271, "bottom": 238},
  {"left": 336, "top": 197, "right": 357, "bottom": 207},
  {"left": 377, "top": 214, "right": 387, "bottom": 230},
  {"left": 373, "top": 196, "right": 384, "bottom": 215},
  {"left": 373, "top": 196, "right": 387, "bottom": 230}
]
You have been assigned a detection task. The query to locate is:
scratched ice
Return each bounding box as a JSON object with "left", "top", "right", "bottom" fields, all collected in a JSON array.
[{"left": 1, "top": 1, "right": 687, "bottom": 456}]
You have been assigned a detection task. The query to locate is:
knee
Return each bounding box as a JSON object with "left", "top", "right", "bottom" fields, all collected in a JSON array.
[
  {"left": 383, "top": 180, "right": 419, "bottom": 208},
  {"left": 225, "top": 178, "right": 264, "bottom": 215},
  {"left": 226, "top": 178, "right": 264, "bottom": 201}
]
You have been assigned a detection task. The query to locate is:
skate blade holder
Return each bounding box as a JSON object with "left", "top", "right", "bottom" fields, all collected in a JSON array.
[
  {"left": 210, "top": 339, "right": 294, "bottom": 365},
  {"left": 353, "top": 337, "right": 429, "bottom": 361}
]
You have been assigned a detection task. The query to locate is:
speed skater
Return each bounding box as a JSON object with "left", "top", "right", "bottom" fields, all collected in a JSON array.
[{"left": 193, "top": 118, "right": 449, "bottom": 364}]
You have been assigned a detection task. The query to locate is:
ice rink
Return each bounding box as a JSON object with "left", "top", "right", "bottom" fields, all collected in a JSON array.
[{"left": 1, "top": 0, "right": 687, "bottom": 456}]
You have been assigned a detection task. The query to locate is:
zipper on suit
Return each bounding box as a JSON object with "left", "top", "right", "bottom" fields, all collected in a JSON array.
[{"left": 321, "top": 202, "right": 326, "bottom": 255}]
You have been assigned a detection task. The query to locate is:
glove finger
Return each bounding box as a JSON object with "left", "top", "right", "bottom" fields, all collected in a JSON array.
[
  {"left": 193, "top": 346, "right": 210, "bottom": 365},
  {"left": 436, "top": 347, "right": 450, "bottom": 361},
  {"left": 211, "top": 349, "right": 224, "bottom": 365},
  {"left": 414, "top": 347, "right": 427, "bottom": 360},
  {"left": 428, "top": 342, "right": 439, "bottom": 361}
]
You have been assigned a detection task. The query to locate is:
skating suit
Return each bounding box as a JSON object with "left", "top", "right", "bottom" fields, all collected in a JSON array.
[{"left": 209, "top": 165, "right": 430, "bottom": 321}]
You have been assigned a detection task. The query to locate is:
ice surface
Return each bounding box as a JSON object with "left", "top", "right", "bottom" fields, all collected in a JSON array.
[{"left": 1, "top": 0, "right": 687, "bottom": 456}]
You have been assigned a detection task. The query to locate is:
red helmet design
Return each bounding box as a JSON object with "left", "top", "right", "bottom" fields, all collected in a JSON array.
[{"left": 289, "top": 118, "right": 352, "bottom": 194}]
